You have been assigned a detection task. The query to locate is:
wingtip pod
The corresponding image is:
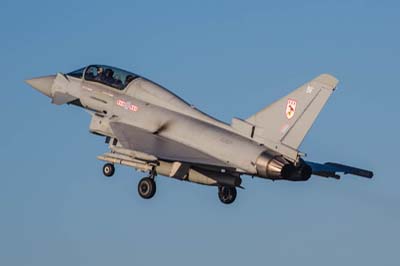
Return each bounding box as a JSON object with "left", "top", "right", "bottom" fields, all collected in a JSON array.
[{"left": 314, "top": 74, "right": 339, "bottom": 91}]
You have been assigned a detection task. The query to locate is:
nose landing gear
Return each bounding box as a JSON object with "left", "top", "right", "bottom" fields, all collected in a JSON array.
[{"left": 102, "top": 163, "right": 115, "bottom": 177}]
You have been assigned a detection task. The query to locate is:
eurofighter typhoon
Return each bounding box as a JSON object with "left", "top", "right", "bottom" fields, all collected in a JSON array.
[{"left": 26, "top": 65, "right": 373, "bottom": 204}]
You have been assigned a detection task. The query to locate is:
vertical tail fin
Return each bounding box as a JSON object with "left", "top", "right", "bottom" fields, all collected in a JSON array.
[{"left": 246, "top": 74, "right": 339, "bottom": 150}]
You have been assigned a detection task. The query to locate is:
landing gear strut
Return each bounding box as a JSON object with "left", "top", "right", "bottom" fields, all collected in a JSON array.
[
  {"left": 102, "top": 163, "right": 115, "bottom": 177},
  {"left": 218, "top": 186, "right": 237, "bottom": 204}
]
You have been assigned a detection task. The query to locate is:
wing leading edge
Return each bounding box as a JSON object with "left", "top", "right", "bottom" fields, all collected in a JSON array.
[{"left": 305, "top": 161, "right": 374, "bottom": 179}]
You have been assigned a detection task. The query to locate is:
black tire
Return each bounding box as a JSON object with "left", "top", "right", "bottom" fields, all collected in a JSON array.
[
  {"left": 218, "top": 186, "right": 237, "bottom": 204},
  {"left": 103, "top": 163, "right": 115, "bottom": 177},
  {"left": 138, "top": 177, "right": 156, "bottom": 199}
]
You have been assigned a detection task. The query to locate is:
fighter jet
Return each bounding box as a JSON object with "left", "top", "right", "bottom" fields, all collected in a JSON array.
[{"left": 26, "top": 65, "right": 373, "bottom": 204}]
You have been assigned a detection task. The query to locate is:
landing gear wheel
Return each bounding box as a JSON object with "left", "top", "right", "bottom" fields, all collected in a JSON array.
[
  {"left": 138, "top": 177, "right": 156, "bottom": 199},
  {"left": 103, "top": 163, "right": 115, "bottom": 177},
  {"left": 218, "top": 186, "right": 237, "bottom": 204}
]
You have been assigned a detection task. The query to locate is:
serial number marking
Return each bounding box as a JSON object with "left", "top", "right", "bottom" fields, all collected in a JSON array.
[{"left": 116, "top": 99, "right": 139, "bottom": 112}]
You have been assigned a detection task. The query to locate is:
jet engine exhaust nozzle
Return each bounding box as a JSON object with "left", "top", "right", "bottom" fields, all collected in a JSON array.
[
  {"left": 255, "top": 151, "right": 312, "bottom": 181},
  {"left": 255, "top": 152, "right": 292, "bottom": 179}
]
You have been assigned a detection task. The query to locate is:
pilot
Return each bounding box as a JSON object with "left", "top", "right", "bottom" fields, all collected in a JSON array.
[
  {"left": 104, "top": 68, "right": 115, "bottom": 85},
  {"left": 125, "top": 75, "right": 135, "bottom": 86},
  {"left": 95, "top": 67, "right": 104, "bottom": 81},
  {"left": 113, "top": 74, "right": 123, "bottom": 89},
  {"left": 85, "top": 67, "right": 96, "bottom": 80}
]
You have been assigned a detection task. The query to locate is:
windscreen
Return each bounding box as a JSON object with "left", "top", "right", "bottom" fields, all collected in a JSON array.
[{"left": 67, "top": 67, "right": 85, "bottom": 78}]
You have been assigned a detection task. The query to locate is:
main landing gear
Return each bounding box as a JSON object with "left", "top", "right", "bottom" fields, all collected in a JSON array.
[
  {"left": 136, "top": 166, "right": 157, "bottom": 199},
  {"left": 218, "top": 185, "right": 237, "bottom": 204},
  {"left": 101, "top": 163, "right": 237, "bottom": 204},
  {"left": 138, "top": 177, "right": 156, "bottom": 199}
]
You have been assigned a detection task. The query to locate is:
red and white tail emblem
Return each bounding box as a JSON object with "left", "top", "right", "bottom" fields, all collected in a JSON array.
[{"left": 286, "top": 99, "right": 297, "bottom": 119}]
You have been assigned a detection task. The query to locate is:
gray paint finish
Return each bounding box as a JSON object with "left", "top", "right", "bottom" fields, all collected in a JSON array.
[{"left": 25, "top": 65, "right": 373, "bottom": 203}]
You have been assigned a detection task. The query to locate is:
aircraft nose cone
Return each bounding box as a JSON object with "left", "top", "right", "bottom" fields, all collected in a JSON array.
[{"left": 25, "top": 75, "right": 56, "bottom": 97}]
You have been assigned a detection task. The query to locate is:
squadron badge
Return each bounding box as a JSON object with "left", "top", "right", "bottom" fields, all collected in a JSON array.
[{"left": 286, "top": 99, "right": 297, "bottom": 119}]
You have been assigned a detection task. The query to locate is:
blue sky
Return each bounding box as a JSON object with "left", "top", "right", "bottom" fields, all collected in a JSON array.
[{"left": 1, "top": 0, "right": 399, "bottom": 265}]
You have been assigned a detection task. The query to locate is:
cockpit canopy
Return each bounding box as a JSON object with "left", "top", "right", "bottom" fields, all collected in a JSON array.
[
  {"left": 67, "top": 65, "right": 139, "bottom": 90},
  {"left": 65, "top": 64, "right": 219, "bottom": 125}
]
